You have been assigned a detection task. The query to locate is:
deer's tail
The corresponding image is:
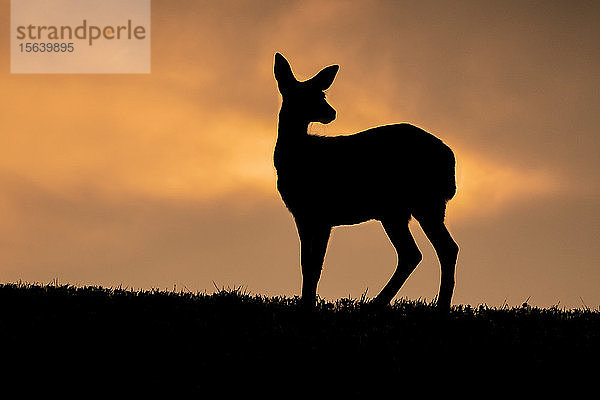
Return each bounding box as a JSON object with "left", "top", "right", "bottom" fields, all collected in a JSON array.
[{"left": 442, "top": 150, "right": 457, "bottom": 202}]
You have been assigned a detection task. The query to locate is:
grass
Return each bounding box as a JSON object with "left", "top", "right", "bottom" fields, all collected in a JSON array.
[{"left": 1, "top": 282, "right": 599, "bottom": 394}]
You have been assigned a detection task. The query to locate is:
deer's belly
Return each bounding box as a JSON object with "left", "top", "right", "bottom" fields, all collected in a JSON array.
[{"left": 277, "top": 178, "right": 407, "bottom": 225}]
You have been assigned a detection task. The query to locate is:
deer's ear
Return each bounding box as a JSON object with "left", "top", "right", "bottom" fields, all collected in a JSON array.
[
  {"left": 274, "top": 53, "right": 295, "bottom": 91},
  {"left": 308, "top": 65, "right": 339, "bottom": 90}
]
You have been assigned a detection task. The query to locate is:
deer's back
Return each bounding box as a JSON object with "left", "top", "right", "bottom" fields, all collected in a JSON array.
[{"left": 275, "top": 123, "right": 456, "bottom": 224}]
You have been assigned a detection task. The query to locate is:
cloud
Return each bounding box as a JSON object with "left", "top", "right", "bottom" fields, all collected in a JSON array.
[{"left": 449, "top": 147, "right": 567, "bottom": 221}]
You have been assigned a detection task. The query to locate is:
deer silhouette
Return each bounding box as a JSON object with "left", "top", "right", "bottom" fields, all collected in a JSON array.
[{"left": 273, "top": 53, "right": 459, "bottom": 311}]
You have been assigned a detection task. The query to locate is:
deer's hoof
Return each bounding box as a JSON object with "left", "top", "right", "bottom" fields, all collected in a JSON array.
[{"left": 367, "top": 297, "right": 390, "bottom": 311}]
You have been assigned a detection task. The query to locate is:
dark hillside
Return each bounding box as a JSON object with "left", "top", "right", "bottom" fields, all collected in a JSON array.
[{"left": 1, "top": 283, "right": 598, "bottom": 395}]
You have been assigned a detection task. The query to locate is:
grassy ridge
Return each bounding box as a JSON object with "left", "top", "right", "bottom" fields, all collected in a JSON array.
[{"left": 1, "top": 282, "right": 599, "bottom": 394}]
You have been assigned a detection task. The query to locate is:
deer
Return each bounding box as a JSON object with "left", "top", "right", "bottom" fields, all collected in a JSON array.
[{"left": 273, "top": 53, "right": 459, "bottom": 312}]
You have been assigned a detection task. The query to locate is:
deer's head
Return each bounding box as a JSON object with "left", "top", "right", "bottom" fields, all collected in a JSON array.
[{"left": 274, "top": 53, "right": 339, "bottom": 124}]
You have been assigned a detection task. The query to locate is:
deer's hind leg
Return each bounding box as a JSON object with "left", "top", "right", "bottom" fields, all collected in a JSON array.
[
  {"left": 413, "top": 203, "right": 459, "bottom": 311},
  {"left": 372, "top": 216, "right": 422, "bottom": 306},
  {"left": 297, "top": 221, "right": 331, "bottom": 310}
]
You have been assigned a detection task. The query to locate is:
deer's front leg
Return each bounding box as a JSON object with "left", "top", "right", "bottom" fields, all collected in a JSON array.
[{"left": 297, "top": 222, "right": 331, "bottom": 310}]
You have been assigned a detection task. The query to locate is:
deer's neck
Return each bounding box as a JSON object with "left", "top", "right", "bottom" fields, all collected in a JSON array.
[{"left": 277, "top": 107, "right": 309, "bottom": 142}]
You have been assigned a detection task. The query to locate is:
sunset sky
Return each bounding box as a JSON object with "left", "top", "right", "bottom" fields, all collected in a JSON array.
[{"left": 1, "top": 0, "right": 599, "bottom": 308}]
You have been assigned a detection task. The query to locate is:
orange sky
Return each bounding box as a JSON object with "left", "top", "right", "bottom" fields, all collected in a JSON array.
[{"left": 1, "top": 0, "right": 599, "bottom": 308}]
